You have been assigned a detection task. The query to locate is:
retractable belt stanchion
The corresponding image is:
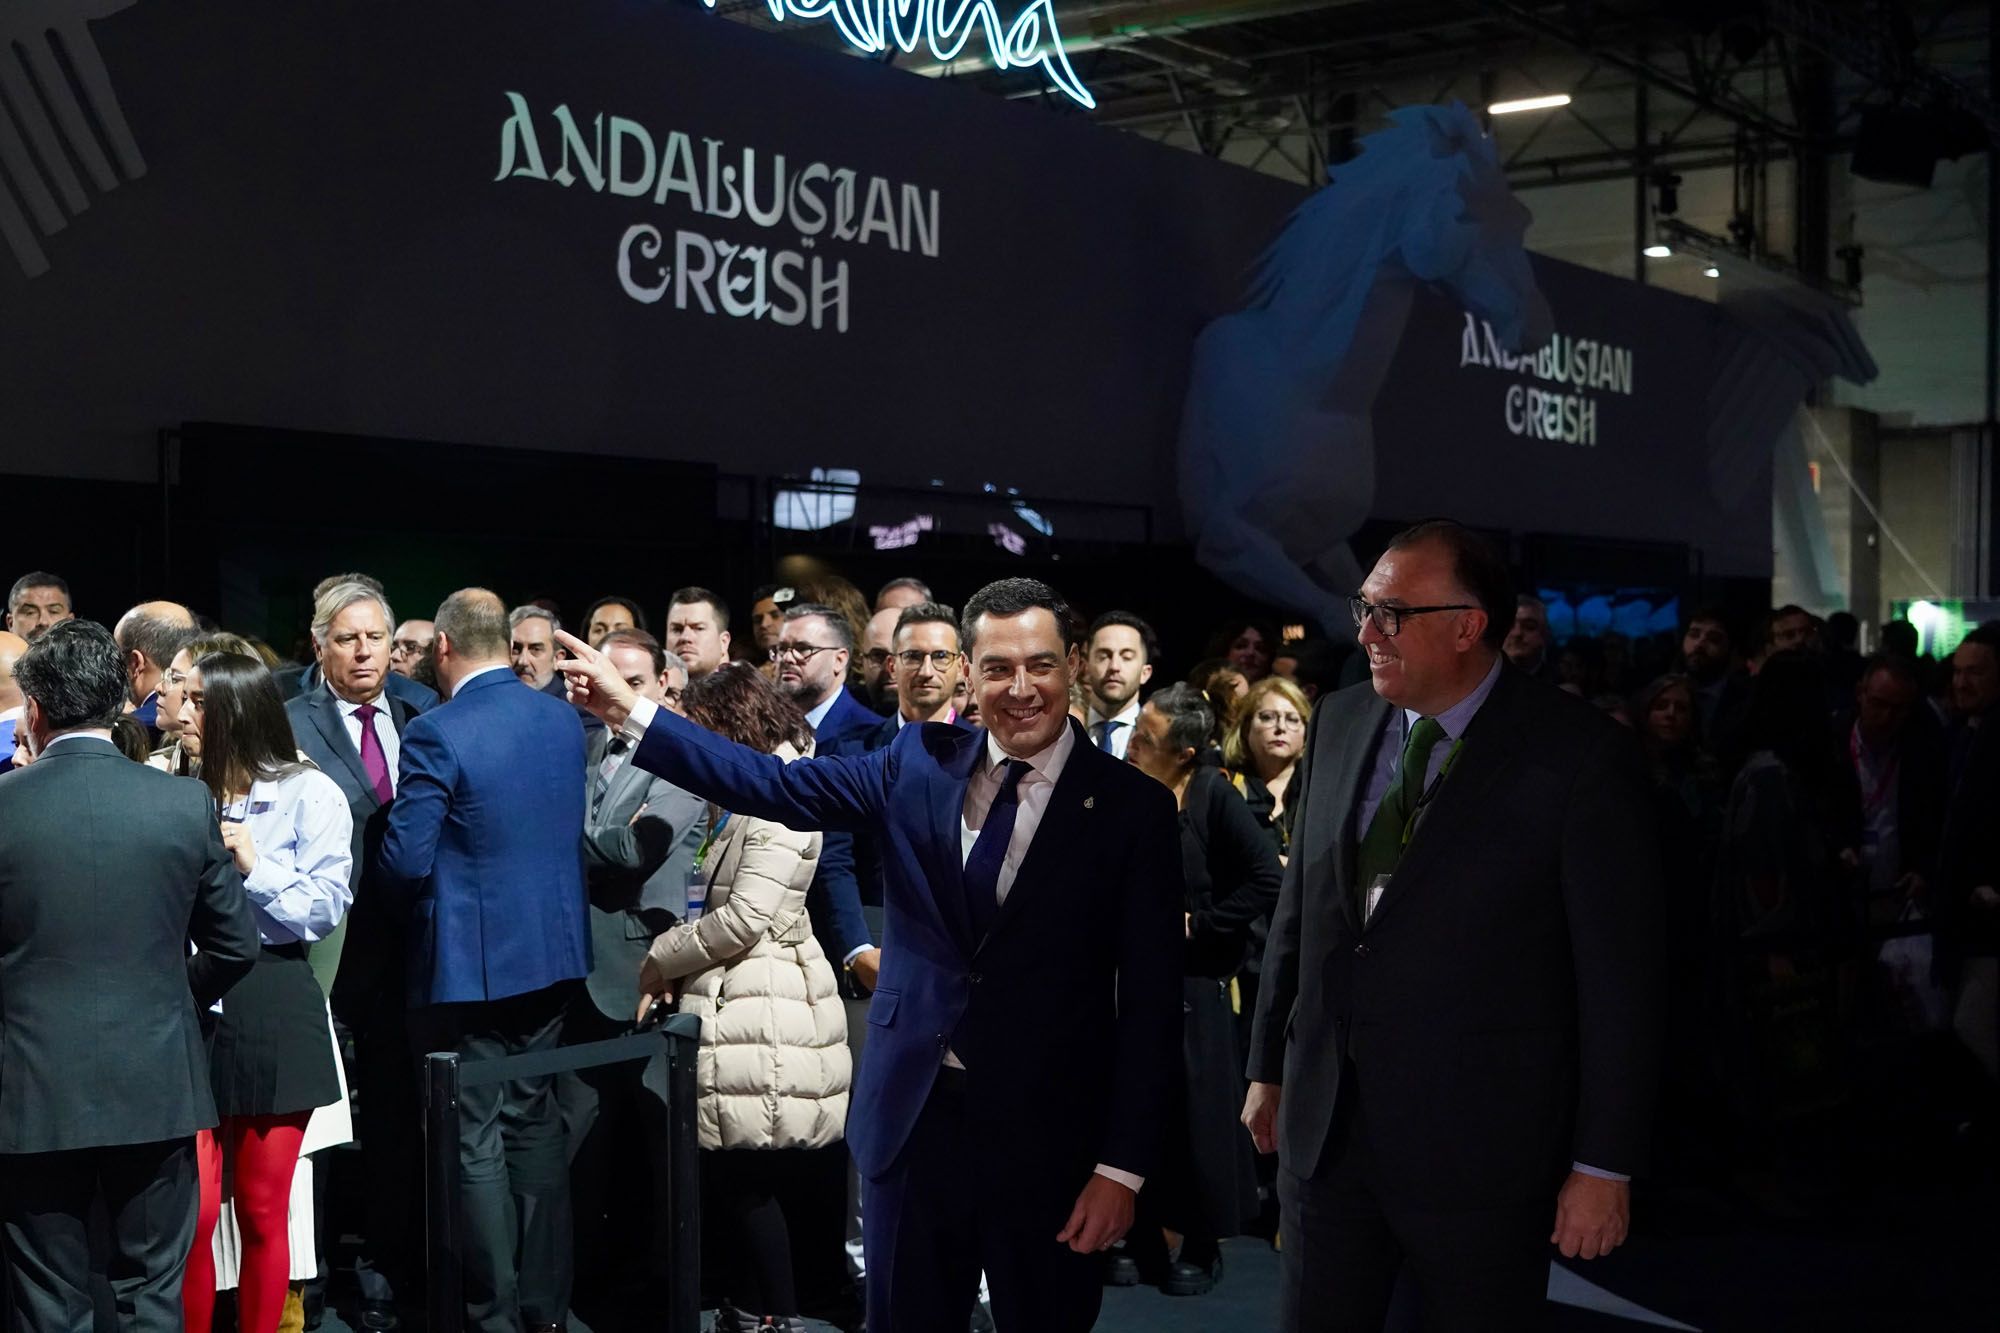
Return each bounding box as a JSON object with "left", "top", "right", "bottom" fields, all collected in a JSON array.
[{"left": 423, "top": 1012, "right": 705, "bottom": 1333}]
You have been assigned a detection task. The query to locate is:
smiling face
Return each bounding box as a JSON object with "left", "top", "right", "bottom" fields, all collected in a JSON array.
[
  {"left": 969, "top": 607, "right": 1076, "bottom": 759},
  {"left": 1356, "top": 538, "right": 1489, "bottom": 714}
]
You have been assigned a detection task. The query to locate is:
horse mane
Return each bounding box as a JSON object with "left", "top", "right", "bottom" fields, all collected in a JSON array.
[{"left": 1244, "top": 102, "right": 1495, "bottom": 331}]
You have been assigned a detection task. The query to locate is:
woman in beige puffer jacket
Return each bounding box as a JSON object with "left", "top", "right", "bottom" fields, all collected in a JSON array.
[
  {"left": 639, "top": 737, "right": 851, "bottom": 1151},
  {"left": 633, "top": 663, "right": 850, "bottom": 1333}
]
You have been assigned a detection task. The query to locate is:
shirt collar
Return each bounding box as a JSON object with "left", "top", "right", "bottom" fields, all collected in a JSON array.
[
  {"left": 1087, "top": 697, "right": 1142, "bottom": 730},
  {"left": 331, "top": 685, "right": 389, "bottom": 717},
  {"left": 984, "top": 717, "right": 1077, "bottom": 785},
  {"left": 451, "top": 663, "right": 514, "bottom": 696},
  {"left": 45, "top": 730, "right": 115, "bottom": 750},
  {"left": 897, "top": 705, "right": 957, "bottom": 730},
  {"left": 1406, "top": 656, "right": 1504, "bottom": 740},
  {"left": 805, "top": 686, "right": 845, "bottom": 732}
]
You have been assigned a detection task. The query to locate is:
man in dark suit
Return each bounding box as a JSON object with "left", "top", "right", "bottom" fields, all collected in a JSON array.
[
  {"left": 284, "top": 578, "right": 430, "bottom": 1330},
  {"left": 275, "top": 573, "right": 440, "bottom": 712},
  {"left": 1244, "top": 520, "right": 1664, "bottom": 1332},
  {"left": 564, "top": 629, "right": 706, "bottom": 1301},
  {"left": 0, "top": 619, "right": 259, "bottom": 1333},
  {"left": 773, "top": 600, "right": 886, "bottom": 992},
  {"left": 379, "top": 588, "right": 591, "bottom": 1333},
  {"left": 557, "top": 577, "right": 1183, "bottom": 1333}
]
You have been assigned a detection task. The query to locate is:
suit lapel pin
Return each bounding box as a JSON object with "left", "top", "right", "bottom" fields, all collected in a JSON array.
[{"left": 1083, "top": 796, "right": 1095, "bottom": 809}]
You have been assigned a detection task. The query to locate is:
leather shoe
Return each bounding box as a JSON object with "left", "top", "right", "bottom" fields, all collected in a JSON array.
[
  {"left": 355, "top": 1299, "right": 400, "bottom": 1332},
  {"left": 1161, "top": 1250, "right": 1223, "bottom": 1297},
  {"left": 1102, "top": 1250, "right": 1141, "bottom": 1287}
]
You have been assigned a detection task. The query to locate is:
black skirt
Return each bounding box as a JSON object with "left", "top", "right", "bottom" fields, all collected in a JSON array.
[{"left": 209, "top": 943, "right": 342, "bottom": 1119}]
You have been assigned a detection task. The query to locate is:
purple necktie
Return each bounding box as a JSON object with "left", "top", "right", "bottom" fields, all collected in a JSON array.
[{"left": 354, "top": 704, "right": 394, "bottom": 804}]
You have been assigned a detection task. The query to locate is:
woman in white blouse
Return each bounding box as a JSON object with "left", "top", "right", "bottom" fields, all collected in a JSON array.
[{"left": 175, "top": 652, "right": 352, "bottom": 1333}]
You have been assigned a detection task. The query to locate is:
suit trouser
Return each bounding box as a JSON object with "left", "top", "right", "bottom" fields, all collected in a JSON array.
[
  {"left": 350, "top": 1002, "right": 423, "bottom": 1305},
  {"left": 0, "top": 1138, "right": 197, "bottom": 1333},
  {"left": 557, "top": 995, "right": 673, "bottom": 1303},
  {"left": 1277, "top": 1085, "right": 1548, "bottom": 1333},
  {"left": 861, "top": 1070, "right": 1100, "bottom": 1333},
  {"left": 410, "top": 982, "right": 576, "bottom": 1333}
]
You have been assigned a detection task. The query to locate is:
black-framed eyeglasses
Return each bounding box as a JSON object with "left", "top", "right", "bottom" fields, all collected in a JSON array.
[
  {"left": 770, "top": 643, "right": 837, "bottom": 663},
  {"left": 896, "top": 649, "right": 960, "bottom": 670},
  {"left": 1349, "top": 596, "right": 1475, "bottom": 638},
  {"left": 862, "top": 648, "right": 893, "bottom": 666}
]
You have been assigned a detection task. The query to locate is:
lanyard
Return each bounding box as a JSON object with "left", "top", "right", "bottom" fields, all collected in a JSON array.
[
  {"left": 1848, "top": 724, "right": 1899, "bottom": 819},
  {"left": 691, "top": 811, "right": 732, "bottom": 873}
]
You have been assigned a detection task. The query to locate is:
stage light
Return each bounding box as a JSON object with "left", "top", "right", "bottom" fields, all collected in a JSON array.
[
  {"left": 1643, "top": 244, "right": 1672, "bottom": 259},
  {"left": 1704, "top": 266, "right": 1720, "bottom": 278},
  {"left": 1488, "top": 93, "right": 1571, "bottom": 115}
]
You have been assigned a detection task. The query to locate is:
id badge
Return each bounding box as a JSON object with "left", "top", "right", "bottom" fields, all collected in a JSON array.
[
  {"left": 1364, "top": 873, "right": 1392, "bottom": 925},
  {"left": 685, "top": 866, "right": 709, "bottom": 923}
]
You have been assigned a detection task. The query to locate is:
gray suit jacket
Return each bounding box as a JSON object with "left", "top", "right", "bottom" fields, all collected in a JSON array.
[
  {"left": 285, "top": 683, "right": 426, "bottom": 1023},
  {"left": 582, "top": 728, "right": 707, "bottom": 1022},
  {"left": 0, "top": 738, "right": 258, "bottom": 1152}
]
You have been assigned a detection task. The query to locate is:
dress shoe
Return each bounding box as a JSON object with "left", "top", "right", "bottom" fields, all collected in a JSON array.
[
  {"left": 1161, "top": 1249, "right": 1223, "bottom": 1297},
  {"left": 1102, "top": 1250, "right": 1142, "bottom": 1287},
  {"left": 355, "top": 1299, "right": 400, "bottom": 1332}
]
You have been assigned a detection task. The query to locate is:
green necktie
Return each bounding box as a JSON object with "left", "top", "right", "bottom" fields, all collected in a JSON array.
[{"left": 1354, "top": 716, "right": 1449, "bottom": 919}]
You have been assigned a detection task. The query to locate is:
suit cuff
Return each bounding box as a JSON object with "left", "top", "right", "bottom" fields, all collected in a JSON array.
[
  {"left": 621, "top": 696, "right": 659, "bottom": 745},
  {"left": 1571, "top": 1162, "right": 1630, "bottom": 1182},
  {"left": 1093, "top": 1165, "right": 1143, "bottom": 1193}
]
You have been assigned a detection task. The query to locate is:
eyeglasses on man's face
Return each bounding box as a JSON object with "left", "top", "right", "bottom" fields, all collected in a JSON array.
[
  {"left": 1348, "top": 595, "right": 1476, "bottom": 638},
  {"left": 769, "top": 642, "right": 838, "bottom": 663},
  {"left": 896, "top": 649, "right": 959, "bottom": 671},
  {"left": 862, "top": 648, "right": 893, "bottom": 667}
]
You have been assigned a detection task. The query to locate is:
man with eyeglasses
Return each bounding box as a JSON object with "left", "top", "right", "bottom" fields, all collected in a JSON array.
[
  {"left": 389, "top": 618, "right": 435, "bottom": 678},
  {"left": 1244, "top": 519, "right": 1663, "bottom": 1333},
  {"left": 772, "top": 601, "right": 882, "bottom": 989},
  {"left": 862, "top": 606, "right": 902, "bottom": 715}
]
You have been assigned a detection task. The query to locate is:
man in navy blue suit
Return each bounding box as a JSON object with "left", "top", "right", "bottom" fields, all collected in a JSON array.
[
  {"left": 380, "top": 587, "right": 591, "bottom": 1333},
  {"left": 558, "top": 578, "right": 1183, "bottom": 1333},
  {"left": 772, "top": 600, "right": 885, "bottom": 992}
]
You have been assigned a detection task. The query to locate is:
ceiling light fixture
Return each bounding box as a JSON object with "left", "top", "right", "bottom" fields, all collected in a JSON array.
[
  {"left": 1643, "top": 244, "right": 1673, "bottom": 259},
  {"left": 1704, "top": 266, "right": 1721, "bottom": 278},
  {"left": 1488, "top": 93, "right": 1572, "bottom": 115}
]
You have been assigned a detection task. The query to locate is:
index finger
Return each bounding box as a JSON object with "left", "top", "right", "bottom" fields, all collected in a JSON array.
[{"left": 554, "top": 629, "right": 600, "bottom": 662}]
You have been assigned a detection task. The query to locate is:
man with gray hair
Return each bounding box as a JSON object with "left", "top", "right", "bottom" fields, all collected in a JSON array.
[
  {"left": 285, "top": 580, "right": 436, "bottom": 1329},
  {"left": 281, "top": 572, "right": 438, "bottom": 711},
  {"left": 112, "top": 600, "right": 196, "bottom": 744},
  {"left": 509, "top": 604, "right": 562, "bottom": 692}
]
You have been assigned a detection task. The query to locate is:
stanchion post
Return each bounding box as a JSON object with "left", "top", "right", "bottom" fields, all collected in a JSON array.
[
  {"left": 662, "top": 1013, "right": 703, "bottom": 1333},
  {"left": 424, "top": 1051, "right": 463, "bottom": 1333}
]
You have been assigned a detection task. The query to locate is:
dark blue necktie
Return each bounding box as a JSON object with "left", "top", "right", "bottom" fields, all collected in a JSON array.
[{"left": 965, "top": 759, "right": 1032, "bottom": 942}]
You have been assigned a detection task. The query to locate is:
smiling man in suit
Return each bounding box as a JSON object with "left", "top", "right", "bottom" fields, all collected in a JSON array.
[
  {"left": 556, "top": 577, "right": 1182, "bottom": 1333},
  {"left": 284, "top": 578, "right": 429, "bottom": 1330},
  {"left": 1243, "top": 520, "right": 1664, "bottom": 1332}
]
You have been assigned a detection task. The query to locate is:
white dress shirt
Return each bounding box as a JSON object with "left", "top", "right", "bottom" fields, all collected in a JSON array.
[
  {"left": 804, "top": 686, "right": 843, "bottom": 733},
  {"left": 221, "top": 768, "right": 355, "bottom": 946},
  {"left": 1084, "top": 698, "right": 1141, "bottom": 761},
  {"left": 334, "top": 690, "right": 400, "bottom": 796},
  {"left": 621, "top": 698, "right": 1142, "bottom": 1193}
]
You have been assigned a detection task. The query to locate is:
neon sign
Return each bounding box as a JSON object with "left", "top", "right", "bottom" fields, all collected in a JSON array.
[{"left": 705, "top": 0, "right": 1096, "bottom": 110}]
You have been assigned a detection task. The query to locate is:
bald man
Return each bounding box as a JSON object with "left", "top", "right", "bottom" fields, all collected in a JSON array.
[
  {"left": 863, "top": 606, "right": 900, "bottom": 713},
  {"left": 112, "top": 601, "right": 196, "bottom": 743},
  {"left": 0, "top": 629, "right": 26, "bottom": 772}
]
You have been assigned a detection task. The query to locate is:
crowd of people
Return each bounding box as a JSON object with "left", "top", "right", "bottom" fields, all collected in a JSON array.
[{"left": 0, "top": 533, "right": 1995, "bottom": 1333}]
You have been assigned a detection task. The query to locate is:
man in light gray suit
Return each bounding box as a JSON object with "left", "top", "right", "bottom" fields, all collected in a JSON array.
[{"left": 563, "top": 628, "right": 708, "bottom": 1305}]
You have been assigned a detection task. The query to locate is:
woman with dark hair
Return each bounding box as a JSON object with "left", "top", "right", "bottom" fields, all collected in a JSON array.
[
  {"left": 175, "top": 652, "right": 352, "bottom": 1333},
  {"left": 634, "top": 663, "right": 849, "bottom": 1333},
  {"left": 1205, "top": 619, "right": 1279, "bottom": 685},
  {"left": 1123, "top": 682, "right": 1281, "bottom": 1296},
  {"left": 1714, "top": 651, "right": 1863, "bottom": 1199}
]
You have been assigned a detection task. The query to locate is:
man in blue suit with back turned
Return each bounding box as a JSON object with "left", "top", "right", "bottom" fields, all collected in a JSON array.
[
  {"left": 558, "top": 578, "right": 1183, "bottom": 1333},
  {"left": 380, "top": 587, "right": 590, "bottom": 1333}
]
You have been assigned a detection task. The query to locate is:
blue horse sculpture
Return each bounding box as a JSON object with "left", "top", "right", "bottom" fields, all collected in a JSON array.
[{"left": 1178, "top": 102, "right": 1553, "bottom": 632}]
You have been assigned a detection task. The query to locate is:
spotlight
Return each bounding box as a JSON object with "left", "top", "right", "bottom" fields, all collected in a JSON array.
[
  {"left": 1703, "top": 266, "right": 1720, "bottom": 278},
  {"left": 1643, "top": 244, "right": 1672, "bottom": 259},
  {"left": 1488, "top": 93, "right": 1571, "bottom": 115}
]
